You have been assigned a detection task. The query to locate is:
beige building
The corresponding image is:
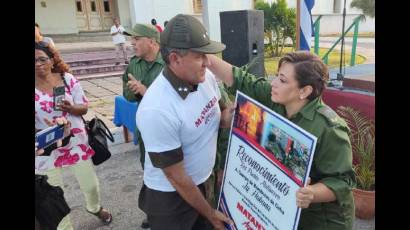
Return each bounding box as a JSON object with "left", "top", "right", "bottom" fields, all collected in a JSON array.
[
  {"left": 35, "top": 0, "right": 131, "bottom": 34},
  {"left": 35, "top": 0, "right": 255, "bottom": 42}
]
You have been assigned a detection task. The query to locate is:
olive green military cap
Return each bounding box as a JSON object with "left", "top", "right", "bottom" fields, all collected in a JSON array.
[
  {"left": 124, "top": 23, "right": 160, "bottom": 43},
  {"left": 161, "top": 14, "right": 226, "bottom": 54}
]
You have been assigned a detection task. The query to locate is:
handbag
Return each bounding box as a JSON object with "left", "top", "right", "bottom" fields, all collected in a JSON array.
[
  {"left": 35, "top": 174, "right": 71, "bottom": 229},
  {"left": 60, "top": 75, "right": 115, "bottom": 165},
  {"left": 83, "top": 116, "right": 115, "bottom": 165}
]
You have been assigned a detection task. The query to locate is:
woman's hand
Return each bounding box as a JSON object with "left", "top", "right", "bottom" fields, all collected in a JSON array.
[
  {"left": 36, "top": 117, "right": 71, "bottom": 156},
  {"left": 44, "top": 117, "right": 72, "bottom": 142},
  {"left": 58, "top": 99, "right": 88, "bottom": 116},
  {"left": 296, "top": 178, "right": 314, "bottom": 208},
  {"left": 59, "top": 99, "right": 73, "bottom": 114},
  {"left": 35, "top": 142, "right": 44, "bottom": 156}
]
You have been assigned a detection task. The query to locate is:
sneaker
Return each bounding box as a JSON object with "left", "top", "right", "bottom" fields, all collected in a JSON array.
[{"left": 140, "top": 217, "right": 150, "bottom": 229}]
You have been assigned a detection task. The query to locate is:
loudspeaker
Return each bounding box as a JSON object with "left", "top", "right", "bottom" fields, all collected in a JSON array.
[{"left": 220, "top": 10, "right": 265, "bottom": 77}]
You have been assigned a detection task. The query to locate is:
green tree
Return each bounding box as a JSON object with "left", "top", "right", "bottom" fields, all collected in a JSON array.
[
  {"left": 255, "top": 0, "right": 296, "bottom": 57},
  {"left": 350, "top": 0, "right": 375, "bottom": 18}
]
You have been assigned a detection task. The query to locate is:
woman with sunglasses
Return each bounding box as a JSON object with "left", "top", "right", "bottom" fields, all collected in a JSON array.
[
  {"left": 35, "top": 42, "right": 112, "bottom": 229},
  {"left": 207, "top": 51, "right": 356, "bottom": 230}
]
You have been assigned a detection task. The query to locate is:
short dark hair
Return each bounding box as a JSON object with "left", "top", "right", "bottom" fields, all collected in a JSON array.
[
  {"left": 278, "top": 51, "right": 329, "bottom": 100},
  {"left": 151, "top": 18, "right": 157, "bottom": 25},
  {"left": 35, "top": 22, "right": 39, "bottom": 28},
  {"left": 160, "top": 46, "right": 189, "bottom": 64}
]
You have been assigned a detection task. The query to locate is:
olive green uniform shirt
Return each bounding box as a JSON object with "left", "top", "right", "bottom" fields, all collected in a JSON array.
[
  {"left": 122, "top": 53, "right": 165, "bottom": 102},
  {"left": 228, "top": 67, "right": 356, "bottom": 230},
  {"left": 122, "top": 53, "right": 165, "bottom": 167}
]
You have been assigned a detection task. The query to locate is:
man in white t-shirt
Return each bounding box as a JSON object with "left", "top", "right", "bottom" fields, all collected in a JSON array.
[
  {"left": 136, "top": 14, "right": 234, "bottom": 230},
  {"left": 110, "top": 18, "right": 128, "bottom": 65}
]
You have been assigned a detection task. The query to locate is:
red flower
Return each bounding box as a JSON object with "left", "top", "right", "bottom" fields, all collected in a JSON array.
[{"left": 71, "top": 128, "right": 83, "bottom": 135}]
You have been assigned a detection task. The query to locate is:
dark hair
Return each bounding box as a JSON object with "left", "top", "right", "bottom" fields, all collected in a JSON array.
[
  {"left": 35, "top": 42, "right": 70, "bottom": 74},
  {"left": 164, "top": 20, "right": 169, "bottom": 27},
  {"left": 278, "top": 51, "right": 329, "bottom": 100},
  {"left": 151, "top": 18, "right": 157, "bottom": 25},
  {"left": 35, "top": 22, "right": 39, "bottom": 28},
  {"left": 160, "top": 46, "right": 189, "bottom": 64}
]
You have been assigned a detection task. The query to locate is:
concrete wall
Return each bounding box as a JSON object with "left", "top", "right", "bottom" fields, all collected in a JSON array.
[
  {"left": 202, "top": 0, "right": 253, "bottom": 42},
  {"left": 117, "top": 0, "right": 132, "bottom": 30},
  {"left": 35, "top": 0, "right": 78, "bottom": 34},
  {"left": 129, "top": 0, "right": 193, "bottom": 27},
  {"left": 313, "top": 14, "right": 375, "bottom": 34}
]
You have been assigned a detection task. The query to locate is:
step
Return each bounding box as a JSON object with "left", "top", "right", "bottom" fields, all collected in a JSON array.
[
  {"left": 77, "top": 71, "right": 124, "bottom": 81},
  {"left": 71, "top": 63, "right": 127, "bottom": 76},
  {"left": 62, "top": 50, "right": 134, "bottom": 67},
  {"left": 62, "top": 50, "right": 134, "bottom": 61},
  {"left": 57, "top": 42, "right": 134, "bottom": 54},
  {"left": 67, "top": 58, "right": 118, "bottom": 67},
  {"left": 49, "top": 32, "right": 112, "bottom": 43}
]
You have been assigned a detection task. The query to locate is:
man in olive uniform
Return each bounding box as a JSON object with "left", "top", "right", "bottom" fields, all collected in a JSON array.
[
  {"left": 122, "top": 23, "right": 165, "bottom": 168},
  {"left": 122, "top": 23, "right": 165, "bottom": 229}
]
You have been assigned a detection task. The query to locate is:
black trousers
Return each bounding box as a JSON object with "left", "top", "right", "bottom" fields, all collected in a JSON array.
[{"left": 138, "top": 183, "right": 213, "bottom": 230}]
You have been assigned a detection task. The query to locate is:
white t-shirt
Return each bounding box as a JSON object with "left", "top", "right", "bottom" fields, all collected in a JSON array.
[
  {"left": 110, "top": 25, "right": 126, "bottom": 44},
  {"left": 136, "top": 69, "right": 221, "bottom": 191}
]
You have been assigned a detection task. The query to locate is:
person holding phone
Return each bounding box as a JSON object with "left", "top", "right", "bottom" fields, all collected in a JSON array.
[{"left": 35, "top": 42, "right": 112, "bottom": 230}]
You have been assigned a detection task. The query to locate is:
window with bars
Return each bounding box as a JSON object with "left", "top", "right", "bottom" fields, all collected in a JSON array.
[
  {"left": 91, "top": 0, "right": 96, "bottom": 12},
  {"left": 103, "top": 0, "right": 110, "bottom": 12},
  {"left": 76, "top": 0, "right": 82, "bottom": 12},
  {"left": 193, "top": 0, "right": 202, "bottom": 14}
]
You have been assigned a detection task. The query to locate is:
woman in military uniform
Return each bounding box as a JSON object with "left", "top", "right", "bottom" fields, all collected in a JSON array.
[{"left": 208, "top": 51, "right": 355, "bottom": 230}]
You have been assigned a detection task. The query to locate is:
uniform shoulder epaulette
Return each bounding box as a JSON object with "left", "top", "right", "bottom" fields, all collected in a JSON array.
[{"left": 317, "top": 106, "right": 340, "bottom": 126}]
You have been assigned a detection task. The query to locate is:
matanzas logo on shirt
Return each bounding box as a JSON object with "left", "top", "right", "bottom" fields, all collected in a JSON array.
[{"left": 194, "top": 96, "right": 218, "bottom": 127}]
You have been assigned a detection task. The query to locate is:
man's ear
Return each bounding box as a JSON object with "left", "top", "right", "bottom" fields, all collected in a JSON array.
[{"left": 168, "top": 52, "right": 180, "bottom": 66}]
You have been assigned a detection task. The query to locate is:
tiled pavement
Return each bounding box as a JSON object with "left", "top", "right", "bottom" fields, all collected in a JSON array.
[{"left": 81, "top": 77, "right": 123, "bottom": 130}]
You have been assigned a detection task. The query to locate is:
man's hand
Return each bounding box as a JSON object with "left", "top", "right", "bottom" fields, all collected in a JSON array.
[
  {"left": 209, "top": 209, "right": 233, "bottom": 230},
  {"left": 163, "top": 161, "right": 233, "bottom": 229},
  {"left": 127, "top": 73, "right": 147, "bottom": 96}
]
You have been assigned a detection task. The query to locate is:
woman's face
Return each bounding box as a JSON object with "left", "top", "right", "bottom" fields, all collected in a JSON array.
[
  {"left": 270, "top": 62, "right": 302, "bottom": 106},
  {"left": 35, "top": 49, "right": 53, "bottom": 77}
]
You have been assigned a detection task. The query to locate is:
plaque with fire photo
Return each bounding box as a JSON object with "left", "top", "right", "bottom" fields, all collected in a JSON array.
[{"left": 218, "top": 91, "right": 317, "bottom": 230}]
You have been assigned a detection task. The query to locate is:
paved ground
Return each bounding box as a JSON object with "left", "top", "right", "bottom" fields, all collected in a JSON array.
[{"left": 62, "top": 137, "right": 375, "bottom": 230}]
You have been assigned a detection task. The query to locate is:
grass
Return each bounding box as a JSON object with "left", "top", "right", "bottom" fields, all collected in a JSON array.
[
  {"left": 322, "top": 32, "right": 375, "bottom": 38},
  {"left": 264, "top": 47, "right": 366, "bottom": 76}
]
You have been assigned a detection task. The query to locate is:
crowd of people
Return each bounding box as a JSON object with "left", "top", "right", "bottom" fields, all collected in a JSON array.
[{"left": 35, "top": 13, "right": 355, "bottom": 230}]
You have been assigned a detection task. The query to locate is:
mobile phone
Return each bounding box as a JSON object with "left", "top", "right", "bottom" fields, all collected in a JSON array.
[
  {"left": 53, "top": 86, "right": 65, "bottom": 111},
  {"left": 35, "top": 124, "right": 65, "bottom": 150}
]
